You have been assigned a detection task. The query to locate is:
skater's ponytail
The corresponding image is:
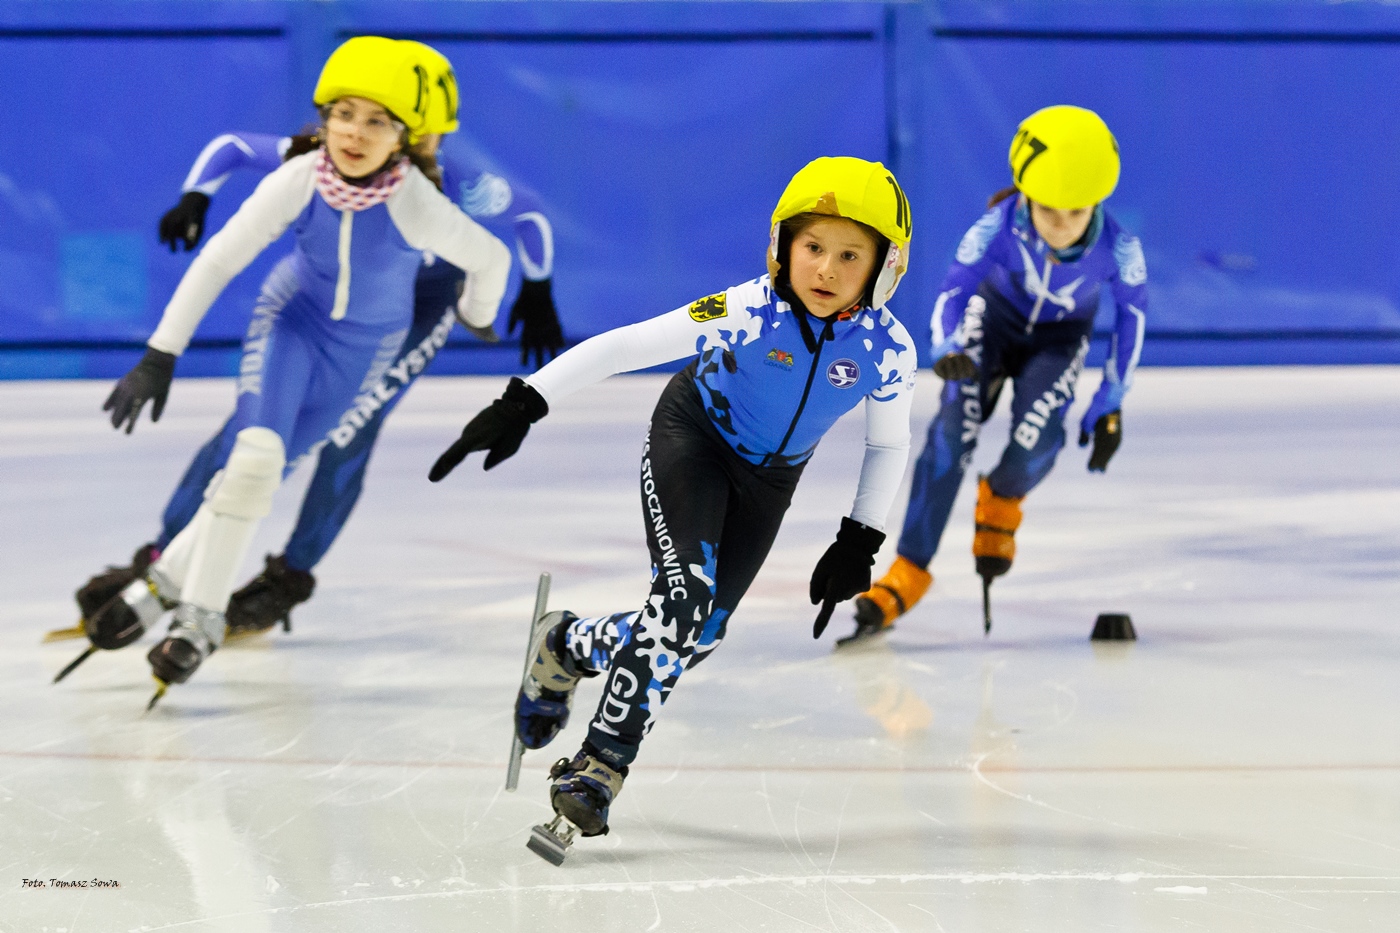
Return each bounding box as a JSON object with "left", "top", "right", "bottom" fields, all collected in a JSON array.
[
  {"left": 284, "top": 125, "right": 323, "bottom": 162},
  {"left": 987, "top": 185, "right": 1019, "bottom": 209}
]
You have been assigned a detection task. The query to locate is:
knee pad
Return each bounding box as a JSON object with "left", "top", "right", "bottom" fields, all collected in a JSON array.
[{"left": 208, "top": 427, "right": 284, "bottom": 520}]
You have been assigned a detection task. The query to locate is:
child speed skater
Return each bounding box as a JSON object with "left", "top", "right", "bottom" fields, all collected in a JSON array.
[
  {"left": 846, "top": 105, "right": 1148, "bottom": 642},
  {"left": 58, "top": 37, "right": 511, "bottom": 703},
  {"left": 69, "top": 41, "right": 560, "bottom": 643},
  {"left": 428, "top": 157, "right": 919, "bottom": 860}
]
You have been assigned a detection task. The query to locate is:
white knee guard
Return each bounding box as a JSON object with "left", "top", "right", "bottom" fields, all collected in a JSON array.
[
  {"left": 150, "top": 505, "right": 210, "bottom": 595},
  {"left": 182, "top": 428, "right": 285, "bottom": 617}
]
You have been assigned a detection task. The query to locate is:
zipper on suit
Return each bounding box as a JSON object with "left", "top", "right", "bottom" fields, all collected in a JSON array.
[
  {"left": 331, "top": 209, "right": 353, "bottom": 320},
  {"left": 764, "top": 320, "right": 832, "bottom": 466},
  {"left": 1024, "top": 255, "right": 1052, "bottom": 335}
]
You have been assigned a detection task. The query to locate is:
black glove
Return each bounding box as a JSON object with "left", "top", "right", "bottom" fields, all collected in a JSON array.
[
  {"left": 158, "top": 191, "right": 211, "bottom": 253},
  {"left": 810, "top": 517, "right": 886, "bottom": 638},
  {"left": 429, "top": 377, "right": 548, "bottom": 480},
  {"left": 103, "top": 348, "right": 176, "bottom": 434},
  {"left": 1078, "top": 410, "right": 1122, "bottom": 472},
  {"left": 508, "top": 277, "right": 565, "bottom": 371},
  {"left": 933, "top": 351, "right": 977, "bottom": 381}
]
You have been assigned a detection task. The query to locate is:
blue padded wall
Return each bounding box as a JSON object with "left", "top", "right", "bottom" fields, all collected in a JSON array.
[{"left": 1, "top": 0, "right": 1399, "bottom": 378}]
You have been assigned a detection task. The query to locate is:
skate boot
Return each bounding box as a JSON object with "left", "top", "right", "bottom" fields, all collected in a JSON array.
[
  {"left": 224, "top": 554, "right": 314, "bottom": 641},
  {"left": 515, "top": 611, "right": 593, "bottom": 749},
  {"left": 53, "top": 566, "right": 180, "bottom": 683},
  {"left": 527, "top": 746, "right": 628, "bottom": 865},
  {"left": 75, "top": 543, "right": 160, "bottom": 622},
  {"left": 973, "top": 476, "right": 1023, "bottom": 634},
  {"left": 48, "top": 544, "right": 161, "bottom": 643},
  {"left": 146, "top": 603, "right": 225, "bottom": 708},
  {"left": 841, "top": 556, "right": 933, "bottom": 646}
]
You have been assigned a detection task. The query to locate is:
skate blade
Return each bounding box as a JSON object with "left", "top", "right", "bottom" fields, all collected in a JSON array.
[
  {"left": 44, "top": 624, "right": 87, "bottom": 643},
  {"left": 52, "top": 646, "right": 97, "bottom": 684},
  {"left": 221, "top": 627, "right": 267, "bottom": 645},
  {"left": 981, "top": 577, "right": 993, "bottom": 636},
  {"left": 223, "top": 614, "right": 290, "bottom": 645},
  {"left": 526, "top": 815, "right": 578, "bottom": 866},
  {"left": 835, "top": 624, "right": 891, "bottom": 648},
  {"left": 144, "top": 679, "right": 168, "bottom": 713}
]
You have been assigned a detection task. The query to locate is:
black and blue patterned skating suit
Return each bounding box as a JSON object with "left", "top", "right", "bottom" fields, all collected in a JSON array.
[
  {"left": 899, "top": 196, "right": 1148, "bottom": 567},
  {"left": 525, "top": 275, "right": 918, "bottom": 768}
]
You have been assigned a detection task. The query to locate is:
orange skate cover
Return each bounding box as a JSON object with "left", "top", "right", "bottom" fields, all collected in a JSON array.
[
  {"left": 973, "top": 477, "right": 1023, "bottom": 561},
  {"left": 858, "top": 555, "right": 933, "bottom": 627}
]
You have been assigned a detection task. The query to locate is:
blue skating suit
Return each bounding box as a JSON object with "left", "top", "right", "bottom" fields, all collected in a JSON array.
[
  {"left": 158, "top": 133, "right": 553, "bottom": 572},
  {"left": 900, "top": 195, "right": 1148, "bottom": 567}
]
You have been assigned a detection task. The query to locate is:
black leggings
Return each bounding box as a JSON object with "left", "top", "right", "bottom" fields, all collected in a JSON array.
[{"left": 582, "top": 366, "right": 804, "bottom": 768}]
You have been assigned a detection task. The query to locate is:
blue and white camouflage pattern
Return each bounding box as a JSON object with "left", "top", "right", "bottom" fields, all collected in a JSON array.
[{"left": 691, "top": 276, "right": 918, "bottom": 468}]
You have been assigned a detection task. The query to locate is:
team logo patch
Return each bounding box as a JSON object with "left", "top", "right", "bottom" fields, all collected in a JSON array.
[
  {"left": 765, "top": 349, "right": 794, "bottom": 369},
  {"left": 827, "top": 359, "right": 860, "bottom": 388},
  {"left": 688, "top": 293, "right": 728, "bottom": 323}
]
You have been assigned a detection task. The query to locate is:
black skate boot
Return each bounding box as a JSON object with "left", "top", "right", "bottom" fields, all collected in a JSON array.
[
  {"left": 515, "top": 611, "right": 594, "bottom": 749},
  {"left": 146, "top": 603, "right": 224, "bottom": 709},
  {"left": 224, "top": 554, "right": 314, "bottom": 641},
  {"left": 53, "top": 567, "right": 179, "bottom": 684},
  {"left": 527, "top": 745, "right": 628, "bottom": 865},
  {"left": 48, "top": 543, "right": 160, "bottom": 643}
]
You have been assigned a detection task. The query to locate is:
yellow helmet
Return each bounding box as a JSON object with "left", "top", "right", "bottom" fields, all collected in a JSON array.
[
  {"left": 401, "top": 41, "right": 459, "bottom": 135},
  {"left": 768, "top": 157, "right": 912, "bottom": 310},
  {"left": 313, "top": 36, "right": 431, "bottom": 142},
  {"left": 1008, "top": 105, "right": 1120, "bottom": 210}
]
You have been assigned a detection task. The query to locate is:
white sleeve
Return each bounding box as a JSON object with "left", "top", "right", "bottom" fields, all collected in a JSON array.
[
  {"left": 148, "top": 154, "right": 317, "bottom": 355},
  {"left": 387, "top": 170, "right": 512, "bottom": 328},
  {"left": 849, "top": 377, "right": 915, "bottom": 532},
  {"left": 522, "top": 307, "right": 707, "bottom": 408}
]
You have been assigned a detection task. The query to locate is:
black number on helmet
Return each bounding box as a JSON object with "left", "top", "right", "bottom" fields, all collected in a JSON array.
[
  {"left": 885, "top": 175, "right": 911, "bottom": 237},
  {"left": 437, "top": 71, "right": 459, "bottom": 122},
  {"left": 414, "top": 65, "right": 430, "bottom": 116},
  {"left": 1011, "top": 131, "right": 1049, "bottom": 184}
]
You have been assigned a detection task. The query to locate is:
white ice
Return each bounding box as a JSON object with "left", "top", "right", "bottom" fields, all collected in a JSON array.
[{"left": 1, "top": 366, "right": 1398, "bottom": 932}]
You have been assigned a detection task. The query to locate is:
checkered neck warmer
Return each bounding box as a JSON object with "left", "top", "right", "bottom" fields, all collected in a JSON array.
[{"left": 313, "top": 148, "right": 409, "bottom": 211}]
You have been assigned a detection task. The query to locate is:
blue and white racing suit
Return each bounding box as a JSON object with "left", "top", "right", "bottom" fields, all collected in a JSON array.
[
  {"left": 899, "top": 195, "right": 1148, "bottom": 567},
  {"left": 146, "top": 151, "right": 510, "bottom": 547},
  {"left": 156, "top": 133, "right": 550, "bottom": 571}
]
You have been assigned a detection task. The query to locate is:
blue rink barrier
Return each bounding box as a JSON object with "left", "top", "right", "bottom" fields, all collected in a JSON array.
[{"left": 3, "top": 0, "right": 1400, "bottom": 378}]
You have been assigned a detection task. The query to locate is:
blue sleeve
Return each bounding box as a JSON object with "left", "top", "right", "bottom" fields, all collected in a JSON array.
[
  {"left": 508, "top": 185, "right": 553, "bottom": 280},
  {"left": 1101, "top": 230, "right": 1148, "bottom": 406},
  {"left": 931, "top": 205, "right": 1007, "bottom": 356},
  {"left": 182, "top": 132, "right": 288, "bottom": 195},
  {"left": 438, "top": 146, "right": 555, "bottom": 280}
]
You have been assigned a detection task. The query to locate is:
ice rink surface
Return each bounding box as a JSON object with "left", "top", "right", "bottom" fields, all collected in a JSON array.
[{"left": 2, "top": 366, "right": 1398, "bottom": 932}]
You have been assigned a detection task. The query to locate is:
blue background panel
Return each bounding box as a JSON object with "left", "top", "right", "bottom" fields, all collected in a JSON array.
[
  {"left": 442, "top": 35, "right": 886, "bottom": 330},
  {"left": 910, "top": 32, "right": 1400, "bottom": 360},
  {"left": 2, "top": 0, "right": 1400, "bottom": 378},
  {"left": 0, "top": 33, "right": 294, "bottom": 353}
]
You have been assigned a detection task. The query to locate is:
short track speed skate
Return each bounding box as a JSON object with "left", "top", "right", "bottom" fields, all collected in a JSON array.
[
  {"left": 46, "top": 544, "right": 160, "bottom": 643},
  {"left": 224, "top": 554, "right": 313, "bottom": 642},
  {"left": 145, "top": 603, "right": 225, "bottom": 710},
  {"left": 53, "top": 565, "right": 179, "bottom": 684},
  {"left": 527, "top": 748, "right": 627, "bottom": 866},
  {"left": 973, "top": 477, "right": 1023, "bottom": 635},
  {"left": 840, "top": 556, "right": 932, "bottom": 647},
  {"left": 515, "top": 609, "right": 589, "bottom": 748}
]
